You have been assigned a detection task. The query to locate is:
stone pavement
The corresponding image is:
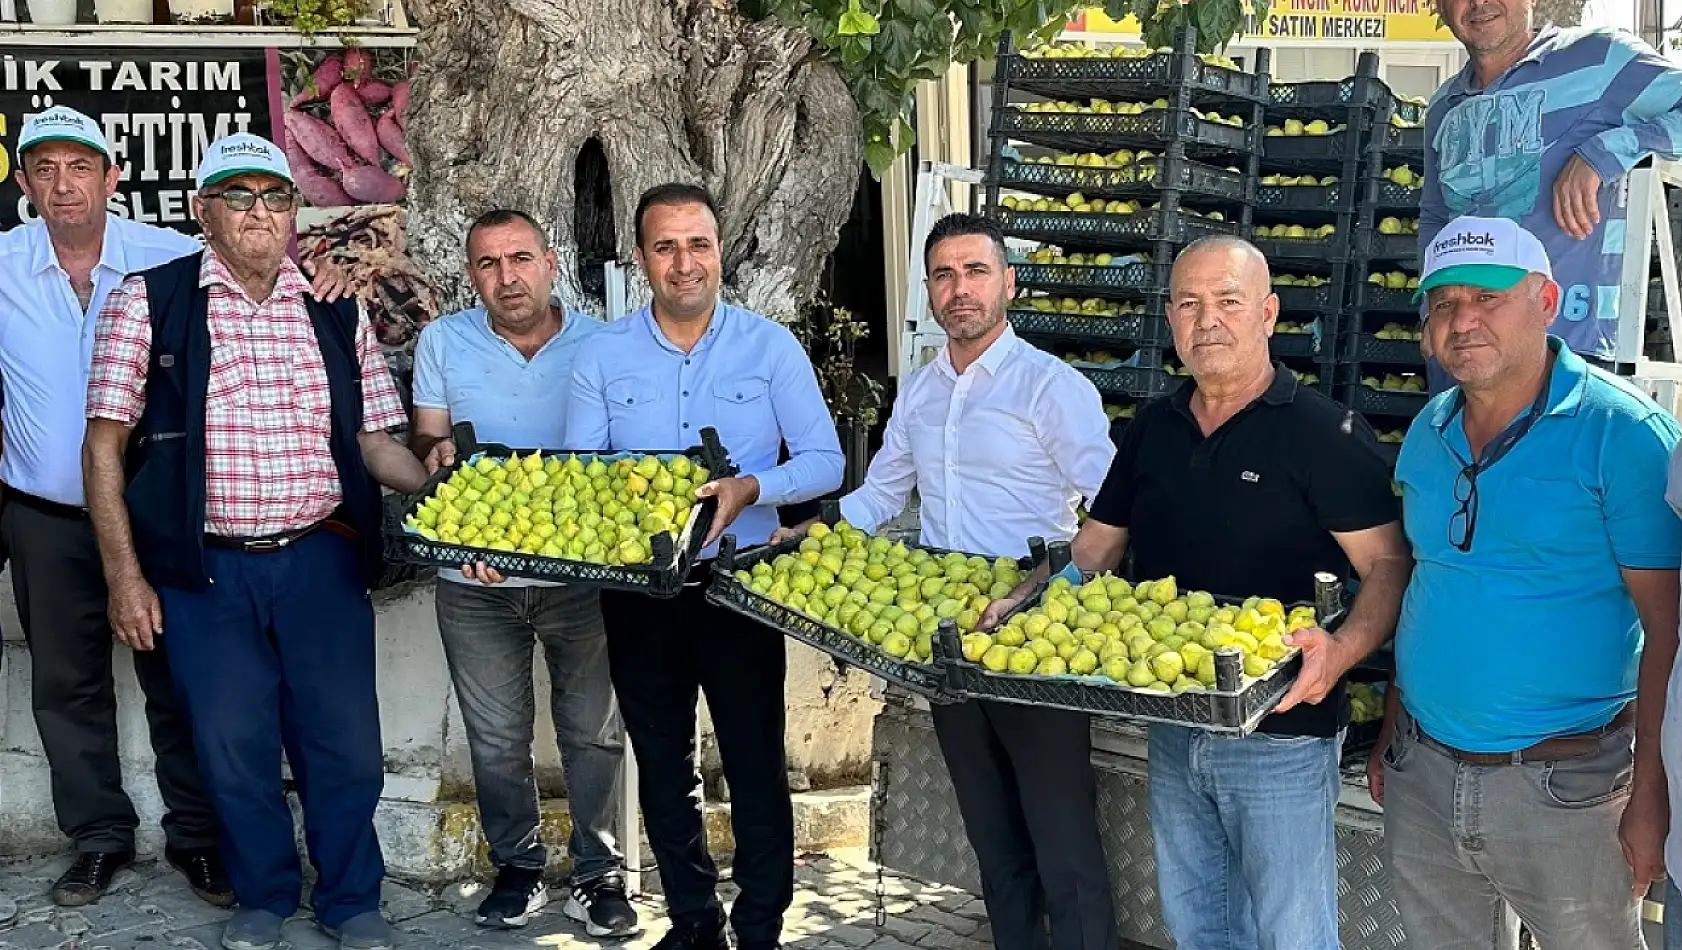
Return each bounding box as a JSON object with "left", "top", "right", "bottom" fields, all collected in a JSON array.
[{"left": 0, "top": 847, "right": 994, "bottom": 950}]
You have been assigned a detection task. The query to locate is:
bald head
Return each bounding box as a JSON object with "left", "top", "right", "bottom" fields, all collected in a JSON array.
[{"left": 1167, "top": 236, "right": 1279, "bottom": 383}]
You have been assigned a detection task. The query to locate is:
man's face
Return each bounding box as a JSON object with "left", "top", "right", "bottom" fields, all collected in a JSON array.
[
  {"left": 1167, "top": 246, "right": 1278, "bottom": 381},
  {"left": 16, "top": 141, "right": 118, "bottom": 232},
  {"left": 634, "top": 201, "right": 721, "bottom": 321},
  {"left": 467, "top": 220, "right": 558, "bottom": 332},
  {"left": 1442, "top": 0, "right": 1533, "bottom": 54},
  {"left": 926, "top": 234, "right": 1013, "bottom": 345},
  {"left": 192, "top": 172, "right": 297, "bottom": 270},
  {"left": 1424, "top": 275, "right": 1557, "bottom": 391}
]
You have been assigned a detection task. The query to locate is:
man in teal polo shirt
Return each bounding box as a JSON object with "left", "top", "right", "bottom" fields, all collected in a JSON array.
[{"left": 1371, "top": 216, "right": 1682, "bottom": 949}]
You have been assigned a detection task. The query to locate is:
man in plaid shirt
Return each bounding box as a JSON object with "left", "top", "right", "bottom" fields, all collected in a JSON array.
[{"left": 81, "top": 134, "right": 427, "bottom": 950}]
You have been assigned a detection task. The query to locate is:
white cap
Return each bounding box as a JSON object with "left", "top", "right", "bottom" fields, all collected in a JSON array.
[
  {"left": 1416, "top": 215, "right": 1553, "bottom": 301},
  {"left": 18, "top": 106, "right": 113, "bottom": 161},
  {"left": 195, "top": 133, "right": 293, "bottom": 190}
]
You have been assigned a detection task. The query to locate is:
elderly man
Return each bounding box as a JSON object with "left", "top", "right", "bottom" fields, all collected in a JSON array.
[
  {"left": 1372, "top": 216, "right": 1681, "bottom": 950},
  {"left": 408, "top": 207, "right": 635, "bottom": 934},
  {"left": 81, "top": 133, "right": 428, "bottom": 950},
  {"left": 1421, "top": 0, "right": 1682, "bottom": 391},
  {"left": 561, "top": 182, "right": 841, "bottom": 950},
  {"left": 826, "top": 212, "right": 1118, "bottom": 950},
  {"left": 990, "top": 236, "right": 1411, "bottom": 950},
  {"left": 0, "top": 106, "right": 344, "bottom": 908}
]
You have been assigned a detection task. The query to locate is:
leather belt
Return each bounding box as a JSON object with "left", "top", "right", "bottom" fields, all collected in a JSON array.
[
  {"left": 3, "top": 487, "right": 90, "bottom": 521},
  {"left": 1419, "top": 704, "right": 1635, "bottom": 766},
  {"left": 205, "top": 519, "right": 359, "bottom": 553}
]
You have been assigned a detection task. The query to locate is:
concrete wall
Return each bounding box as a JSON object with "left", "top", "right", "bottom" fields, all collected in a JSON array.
[{"left": 0, "top": 571, "right": 881, "bottom": 866}]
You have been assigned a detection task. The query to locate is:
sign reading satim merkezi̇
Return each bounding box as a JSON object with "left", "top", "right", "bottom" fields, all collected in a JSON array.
[{"left": 0, "top": 48, "right": 275, "bottom": 234}]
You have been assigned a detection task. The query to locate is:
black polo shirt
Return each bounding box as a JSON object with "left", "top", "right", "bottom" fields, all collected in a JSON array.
[{"left": 1089, "top": 365, "right": 1399, "bottom": 737}]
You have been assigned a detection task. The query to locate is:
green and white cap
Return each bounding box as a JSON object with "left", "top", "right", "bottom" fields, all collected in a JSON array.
[
  {"left": 1415, "top": 215, "right": 1552, "bottom": 301},
  {"left": 18, "top": 106, "right": 113, "bottom": 160},
  {"left": 196, "top": 133, "right": 293, "bottom": 189}
]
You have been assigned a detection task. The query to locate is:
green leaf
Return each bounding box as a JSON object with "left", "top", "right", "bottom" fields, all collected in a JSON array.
[
  {"left": 876, "top": 18, "right": 918, "bottom": 73},
  {"left": 837, "top": 0, "right": 880, "bottom": 36},
  {"left": 896, "top": 115, "right": 918, "bottom": 151},
  {"left": 865, "top": 138, "right": 898, "bottom": 175},
  {"left": 841, "top": 33, "right": 874, "bottom": 64}
]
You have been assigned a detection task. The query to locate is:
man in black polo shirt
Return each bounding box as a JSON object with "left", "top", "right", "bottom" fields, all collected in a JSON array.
[{"left": 991, "top": 236, "right": 1411, "bottom": 949}]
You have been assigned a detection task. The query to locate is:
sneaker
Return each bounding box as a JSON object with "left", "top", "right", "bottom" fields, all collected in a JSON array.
[
  {"left": 650, "top": 911, "right": 730, "bottom": 950},
  {"left": 50, "top": 850, "right": 133, "bottom": 907},
  {"left": 564, "top": 874, "right": 640, "bottom": 937},
  {"left": 221, "top": 909, "right": 284, "bottom": 950},
  {"left": 475, "top": 865, "right": 548, "bottom": 929},
  {"left": 167, "top": 846, "right": 236, "bottom": 908},
  {"left": 319, "top": 910, "right": 395, "bottom": 950}
]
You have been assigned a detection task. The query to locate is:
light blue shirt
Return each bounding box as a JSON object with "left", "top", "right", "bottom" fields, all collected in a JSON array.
[
  {"left": 565, "top": 303, "right": 844, "bottom": 553},
  {"left": 0, "top": 214, "right": 201, "bottom": 505},
  {"left": 411, "top": 302, "right": 602, "bottom": 587},
  {"left": 1395, "top": 339, "right": 1682, "bottom": 753}
]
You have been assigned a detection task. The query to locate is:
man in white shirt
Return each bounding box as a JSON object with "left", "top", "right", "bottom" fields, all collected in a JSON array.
[
  {"left": 830, "top": 213, "right": 1118, "bottom": 950},
  {"left": 0, "top": 107, "right": 340, "bottom": 909}
]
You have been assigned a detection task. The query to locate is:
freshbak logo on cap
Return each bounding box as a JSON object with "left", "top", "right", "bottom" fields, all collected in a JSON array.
[
  {"left": 217, "top": 140, "right": 270, "bottom": 157},
  {"left": 1432, "top": 231, "right": 1496, "bottom": 253}
]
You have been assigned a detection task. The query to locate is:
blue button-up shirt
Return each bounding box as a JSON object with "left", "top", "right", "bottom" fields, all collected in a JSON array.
[
  {"left": 412, "top": 301, "right": 602, "bottom": 587},
  {"left": 0, "top": 215, "right": 201, "bottom": 505},
  {"left": 565, "top": 303, "right": 844, "bottom": 553},
  {"left": 1396, "top": 338, "right": 1682, "bottom": 752}
]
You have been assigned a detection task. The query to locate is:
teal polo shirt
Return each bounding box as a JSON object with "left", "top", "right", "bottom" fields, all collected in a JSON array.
[{"left": 1395, "top": 338, "right": 1682, "bottom": 753}]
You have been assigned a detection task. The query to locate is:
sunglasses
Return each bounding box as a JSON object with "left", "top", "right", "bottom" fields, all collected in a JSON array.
[{"left": 203, "top": 187, "right": 298, "bottom": 213}]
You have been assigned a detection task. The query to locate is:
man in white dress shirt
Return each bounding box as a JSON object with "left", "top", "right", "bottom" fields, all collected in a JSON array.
[{"left": 830, "top": 213, "right": 1118, "bottom": 950}]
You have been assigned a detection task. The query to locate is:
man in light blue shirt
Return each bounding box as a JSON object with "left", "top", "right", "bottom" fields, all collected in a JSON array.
[
  {"left": 1376, "top": 216, "right": 1682, "bottom": 949},
  {"left": 564, "top": 183, "right": 842, "bottom": 950},
  {"left": 408, "top": 209, "right": 635, "bottom": 936}
]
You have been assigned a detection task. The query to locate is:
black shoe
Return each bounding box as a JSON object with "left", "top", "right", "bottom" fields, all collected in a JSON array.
[
  {"left": 475, "top": 865, "right": 548, "bottom": 929},
  {"left": 564, "top": 873, "right": 640, "bottom": 937},
  {"left": 652, "top": 912, "right": 730, "bottom": 950},
  {"left": 50, "top": 850, "right": 133, "bottom": 907},
  {"left": 167, "top": 846, "right": 236, "bottom": 909}
]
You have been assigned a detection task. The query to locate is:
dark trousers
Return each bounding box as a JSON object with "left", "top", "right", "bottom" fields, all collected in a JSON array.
[
  {"left": 0, "top": 495, "right": 217, "bottom": 854},
  {"left": 930, "top": 700, "right": 1117, "bottom": 950},
  {"left": 601, "top": 572, "right": 793, "bottom": 947},
  {"left": 156, "top": 531, "right": 384, "bottom": 929}
]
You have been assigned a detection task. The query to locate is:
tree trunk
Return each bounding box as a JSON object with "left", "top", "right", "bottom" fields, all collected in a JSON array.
[
  {"left": 1534, "top": 0, "right": 1589, "bottom": 27},
  {"left": 399, "top": 0, "right": 864, "bottom": 321}
]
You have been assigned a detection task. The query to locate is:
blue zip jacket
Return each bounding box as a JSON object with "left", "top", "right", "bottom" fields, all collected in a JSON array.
[{"left": 1422, "top": 26, "right": 1682, "bottom": 360}]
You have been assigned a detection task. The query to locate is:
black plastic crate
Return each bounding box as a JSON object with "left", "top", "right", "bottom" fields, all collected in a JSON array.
[
  {"left": 997, "top": 156, "right": 1247, "bottom": 202},
  {"left": 1252, "top": 233, "right": 1350, "bottom": 262},
  {"left": 999, "top": 207, "right": 1239, "bottom": 249},
  {"left": 1356, "top": 229, "right": 1420, "bottom": 262},
  {"left": 1009, "top": 308, "right": 1172, "bottom": 347},
  {"left": 1342, "top": 383, "right": 1430, "bottom": 417},
  {"left": 1256, "top": 180, "right": 1348, "bottom": 211},
  {"left": 1078, "top": 364, "right": 1180, "bottom": 398},
  {"left": 1351, "top": 281, "right": 1417, "bottom": 312},
  {"left": 996, "top": 107, "right": 1254, "bottom": 155},
  {"left": 1380, "top": 124, "right": 1427, "bottom": 154},
  {"left": 933, "top": 572, "right": 1348, "bottom": 735},
  {"left": 1013, "top": 262, "right": 1163, "bottom": 295},
  {"left": 1268, "top": 77, "right": 1391, "bottom": 111},
  {"left": 1269, "top": 328, "right": 1324, "bottom": 358},
  {"left": 1364, "top": 178, "right": 1424, "bottom": 211},
  {"left": 385, "top": 424, "right": 733, "bottom": 597},
  {"left": 1260, "top": 131, "right": 1357, "bottom": 167},
  {"left": 1274, "top": 282, "right": 1342, "bottom": 312},
  {"left": 1009, "top": 53, "right": 1266, "bottom": 103},
  {"left": 1345, "top": 333, "right": 1425, "bottom": 366}
]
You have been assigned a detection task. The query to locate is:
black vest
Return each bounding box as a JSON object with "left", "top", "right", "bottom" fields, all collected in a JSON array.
[{"left": 124, "top": 252, "right": 384, "bottom": 591}]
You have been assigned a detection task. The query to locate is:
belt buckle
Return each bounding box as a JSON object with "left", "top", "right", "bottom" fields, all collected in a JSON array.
[{"left": 243, "top": 536, "right": 289, "bottom": 553}]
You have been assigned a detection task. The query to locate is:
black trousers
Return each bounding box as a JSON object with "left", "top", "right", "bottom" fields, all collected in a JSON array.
[
  {"left": 601, "top": 570, "right": 793, "bottom": 947},
  {"left": 1, "top": 495, "right": 218, "bottom": 853},
  {"left": 930, "top": 700, "right": 1117, "bottom": 950}
]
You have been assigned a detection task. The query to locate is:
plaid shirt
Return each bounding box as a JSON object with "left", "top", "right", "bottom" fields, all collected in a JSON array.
[{"left": 87, "top": 250, "right": 407, "bottom": 538}]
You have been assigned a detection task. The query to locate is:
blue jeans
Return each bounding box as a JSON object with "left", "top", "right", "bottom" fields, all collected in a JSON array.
[
  {"left": 1147, "top": 724, "right": 1343, "bottom": 950},
  {"left": 159, "top": 532, "right": 385, "bottom": 928},
  {"left": 1668, "top": 877, "right": 1681, "bottom": 949}
]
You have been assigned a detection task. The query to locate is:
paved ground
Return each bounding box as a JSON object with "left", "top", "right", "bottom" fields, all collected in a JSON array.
[{"left": 0, "top": 848, "right": 993, "bottom": 950}]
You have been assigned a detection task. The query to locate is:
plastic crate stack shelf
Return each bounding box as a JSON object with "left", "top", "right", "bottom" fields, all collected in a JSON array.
[
  {"left": 1339, "top": 79, "right": 1431, "bottom": 454},
  {"left": 1252, "top": 53, "right": 1392, "bottom": 396},
  {"left": 986, "top": 28, "right": 1269, "bottom": 435}
]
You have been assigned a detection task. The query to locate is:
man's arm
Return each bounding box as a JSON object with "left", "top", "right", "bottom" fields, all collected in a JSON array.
[
  {"left": 1575, "top": 33, "right": 1682, "bottom": 182},
  {"left": 351, "top": 304, "right": 428, "bottom": 493},
  {"left": 83, "top": 417, "right": 160, "bottom": 650},
  {"left": 1034, "top": 370, "right": 1117, "bottom": 507},
  {"left": 1621, "top": 566, "right": 1679, "bottom": 898},
  {"left": 1273, "top": 522, "right": 1412, "bottom": 713},
  {"left": 411, "top": 407, "right": 455, "bottom": 472},
  {"left": 358, "top": 430, "right": 428, "bottom": 493},
  {"left": 407, "top": 324, "right": 454, "bottom": 468},
  {"left": 563, "top": 342, "right": 612, "bottom": 452},
  {"left": 980, "top": 518, "right": 1130, "bottom": 630},
  {"left": 837, "top": 386, "right": 918, "bottom": 535},
  {"left": 744, "top": 330, "right": 845, "bottom": 508}
]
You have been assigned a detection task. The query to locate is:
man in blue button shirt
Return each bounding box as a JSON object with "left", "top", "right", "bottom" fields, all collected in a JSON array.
[
  {"left": 409, "top": 209, "right": 636, "bottom": 936},
  {"left": 1373, "top": 216, "right": 1682, "bottom": 949},
  {"left": 565, "top": 183, "right": 843, "bottom": 950}
]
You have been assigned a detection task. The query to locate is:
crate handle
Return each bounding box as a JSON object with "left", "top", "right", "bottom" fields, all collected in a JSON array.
[
  {"left": 716, "top": 535, "right": 739, "bottom": 571},
  {"left": 450, "top": 420, "right": 481, "bottom": 458},
  {"left": 698, "top": 426, "right": 736, "bottom": 478},
  {"left": 933, "top": 618, "right": 964, "bottom": 665},
  {"left": 1214, "top": 646, "right": 1244, "bottom": 692},
  {"left": 821, "top": 498, "right": 842, "bottom": 525},
  {"left": 1314, "top": 572, "right": 1345, "bottom": 628}
]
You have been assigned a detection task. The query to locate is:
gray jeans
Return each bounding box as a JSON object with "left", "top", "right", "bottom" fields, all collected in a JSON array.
[
  {"left": 436, "top": 580, "right": 625, "bottom": 881},
  {"left": 1383, "top": 706, "right": 1644, "bottom": 950}
]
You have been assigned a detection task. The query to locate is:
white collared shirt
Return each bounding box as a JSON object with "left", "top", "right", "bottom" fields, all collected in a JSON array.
[
  {"left": 0, "top": 214, "right": 201, "bottom": 505},
  {"left": 839, "top": 325, "right": 1115, "bottom": 559}
]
